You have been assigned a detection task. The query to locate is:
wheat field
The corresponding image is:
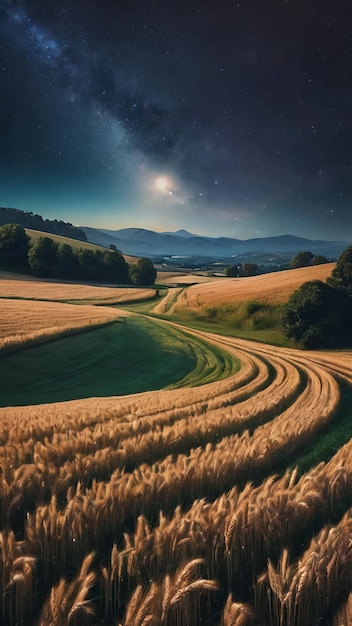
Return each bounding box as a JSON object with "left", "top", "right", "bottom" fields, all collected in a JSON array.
[
  {"left": 0, "top": 298, "right": 124, "bottom": 354},
  {"left": 0, "top": 272, "right": 158, "bottom": 354},
  {"left": 1, "top": 302, "right": 352, "bottom": 624},
  {"left": 0, "top": 271, "right": 157, "bottom": 304},
  {"left": 1, "top": 266, "right": 351, "bottom": 624},
  {"left": 154, "top": 264, "right": 335, "bottom": 316}
]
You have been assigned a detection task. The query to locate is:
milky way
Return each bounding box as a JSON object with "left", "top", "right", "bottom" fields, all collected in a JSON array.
[{"left": 1, "top": 1, "right": 352, "bottom": 240}]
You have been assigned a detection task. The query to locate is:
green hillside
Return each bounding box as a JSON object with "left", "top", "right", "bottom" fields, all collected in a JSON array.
[
  {"left": 25, "top": 228, "right": 109, "bottom": 251},
  {"left": 25, "top": 228, "right": 138, "bottom": 264}
]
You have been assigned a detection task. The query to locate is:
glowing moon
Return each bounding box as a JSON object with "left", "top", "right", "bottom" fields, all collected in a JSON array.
[{"left": 156, "top": 177, "right": 168, "bottom": 191}]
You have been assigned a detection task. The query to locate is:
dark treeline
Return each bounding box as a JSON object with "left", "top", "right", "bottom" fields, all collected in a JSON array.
[
  {"left": 0, "top": 206, "right": 87, "bottom": 242},
  {"left": 28, "top": 236, "right": 131, "bottom": 282},
  {"left": 0, "top": 224, "right": 157, "bottom": 285},
  {"left": 225, "top": 251, "right": 331, "bottom": 278},
  {"left": 281, "top": 246, "right": 352, "bottom": 348}
]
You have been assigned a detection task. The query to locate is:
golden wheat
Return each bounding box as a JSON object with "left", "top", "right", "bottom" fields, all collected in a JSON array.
[
  {"left": 0, "top": 298, "right": 122, "bottom": 353},
  {"left": 258, "top": 512, "right": 352, "bottom": 625},
  {"left": 119, "top": 558, "right": 218, "bottom": 626},
  {"left": 0, "top": 293, "right": 352, "bottom": 624},
  {"left": 220, "top": 594, "right": 255, "bottom": 626},
  {"left": 0, "top": 273, "right": 157, "bottom": 303},
  {"left": 166, "top": 263, "right": 335, "bottom": 312},
  {"left": 36, "top": 552, "right": 96, "bottom": 626}
]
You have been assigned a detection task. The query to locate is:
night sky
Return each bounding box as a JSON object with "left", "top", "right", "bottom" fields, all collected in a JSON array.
[{"left": 1, "top": 1, "right": 352, "bottom": 240}]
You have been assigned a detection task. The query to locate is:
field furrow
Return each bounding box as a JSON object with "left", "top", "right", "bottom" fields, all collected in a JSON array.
[
  {"left": 0, "top": 311, "right": 352, "bottom": 625},
  {"left": 156, "top": 264, "right": 335, "bottom": 311}
]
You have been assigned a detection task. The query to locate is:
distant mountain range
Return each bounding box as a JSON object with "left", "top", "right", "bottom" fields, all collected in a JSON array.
[{"left": 80, "top": 226, "right": 351, "bottom": 263}]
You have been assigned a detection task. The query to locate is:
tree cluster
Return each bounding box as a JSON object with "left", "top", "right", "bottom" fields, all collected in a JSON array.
[
  {"left": 0, "top": 224, "right": 157, "bottom": 286},
  {"left": 225, "top": 262, "right": 258, "bottom": 277},
  {"left": 281, "top": 246, "right": 352, "bottom": 348},
  {"left": 0, "top": 223, "right": 30, "bottom": 269},
  {"left": 289, "top": 250, "right": 330, "bottom": 268},
  {"left": 129, "top": 257, "right": 157, "bottom": 285},
  {"left": 0, "top": 207, "right": 87, "bottom": 242}
]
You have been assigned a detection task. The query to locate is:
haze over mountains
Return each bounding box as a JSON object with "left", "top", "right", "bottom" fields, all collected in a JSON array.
[
  {"left": 1, "top": 205, "right": 348, "bottom": 263},
  {"left": 80, "top": 226, "right": 351, "bottom": 262}
]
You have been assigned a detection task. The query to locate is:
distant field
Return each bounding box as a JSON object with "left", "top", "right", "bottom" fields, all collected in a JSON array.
[
  {"left": 0, "top": 271, "right": 157, "bottom": 303},
  {"left": 156, "top": 271, "right": 216, "bottom": 284},
  {"left": 160, "top": 263, "right": 335, "bottom": 314},
  {"left": 149, "top": 264, "right": 337, "bottom": 346}
]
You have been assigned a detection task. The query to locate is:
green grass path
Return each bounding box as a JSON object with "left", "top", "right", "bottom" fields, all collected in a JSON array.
[{"left": 0, "top": 316, "right": 238, "bottom": 407}]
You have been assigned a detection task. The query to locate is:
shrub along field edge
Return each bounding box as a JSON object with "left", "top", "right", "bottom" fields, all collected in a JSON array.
[{"left": 143, "top": 300, "right": 292, "bottom": 347}]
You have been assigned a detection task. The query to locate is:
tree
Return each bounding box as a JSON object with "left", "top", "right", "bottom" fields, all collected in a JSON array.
[
  {"left": 76, "top": 249, "right": 103, "bottom": 280},
  {"left": 328, "top": 245, "right": 352, "bottom": 293},
  {"left": 0, "top": 223, "right": 30, "bottom": 269},
  {"left": 241, "top": 263, "right": 258, "bottom": 277},
  {"left": 28, "top": 237, "right": 58, "bottom": 276},
  {"left": 280, "top": 280, "right": 351, "bottom": 348},
  {"left": 102, "top": 251, "right": 130, "bottom": 283},
  {"left": 312, "top": 254, "right": 330, "bottom": 265},
  {"left": 55, "top": 243, "right": 79, "bottom": 279},
  {"left": 225, "top": 264, "right": 240, "bottom": 277},
  {"left": 129, "top": 258, "right": 157, "bottom": 286},
  {"left": 289, "top": 251, "right": 314, "bottom": 269}
]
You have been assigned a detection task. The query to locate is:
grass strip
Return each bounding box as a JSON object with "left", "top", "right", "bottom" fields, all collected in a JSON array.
[
  {"left": 0, "top": 316, "right": 239, "bottom": 407},
  {"left": 141, "top": 314, "right": 293, "bottom": 347},
  {"left": 291, "top": 382, "right": 352, "bottom": 474}
]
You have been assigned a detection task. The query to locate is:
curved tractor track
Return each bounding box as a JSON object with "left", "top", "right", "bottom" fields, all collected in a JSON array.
[{"left": 0, "top": 315, "right": 352, "bottom": 625}]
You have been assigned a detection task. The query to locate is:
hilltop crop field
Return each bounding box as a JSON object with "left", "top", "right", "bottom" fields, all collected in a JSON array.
[
  {"left": 185, "top": 263, "right": 335, "bottom": 304},
  {"left": 1, "top": 264, "right": 352, "bottom": 625},
  {"left": 154, "top": 263, "right": 335, "bottom": 313},
  {"left": 152, "top": 264, "right": 335, "bottom": 345}
]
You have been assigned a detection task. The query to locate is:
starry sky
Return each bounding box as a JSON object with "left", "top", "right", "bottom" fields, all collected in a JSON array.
[{"left": 1, "top": 0, "right": 352, "bottom": 241}]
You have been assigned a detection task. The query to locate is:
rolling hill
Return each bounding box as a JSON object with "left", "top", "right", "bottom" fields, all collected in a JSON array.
[{"left": 25, "top": 228, "right": 139, "bottom": 265}]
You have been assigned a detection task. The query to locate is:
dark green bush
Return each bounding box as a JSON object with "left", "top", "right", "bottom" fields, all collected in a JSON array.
[{"left": 280, "top": 280, "right": 351, "bottom": 348}]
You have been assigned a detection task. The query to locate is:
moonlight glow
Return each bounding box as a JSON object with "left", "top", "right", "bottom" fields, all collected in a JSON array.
[{"left": 156, "top": 177, "right": 168, "bottom": 191}]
